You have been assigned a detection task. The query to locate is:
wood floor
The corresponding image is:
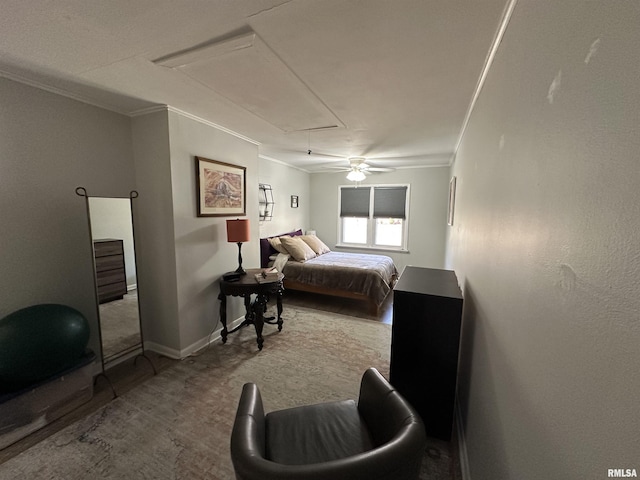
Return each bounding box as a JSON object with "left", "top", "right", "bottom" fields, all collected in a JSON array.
[
  {"left": 281, "top": 288, "right": 394, "bottom": 325},
  {"left": 0, "top": 290, "right": 393, "bottom": 465}
]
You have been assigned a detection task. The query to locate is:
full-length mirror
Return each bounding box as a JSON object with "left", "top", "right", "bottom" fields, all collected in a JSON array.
[
  {"left": 88, "top": 196, "right": 141, "bottom": 363},
  {"left": 76, "top": 187, "right": 155, "bottom": 395}
]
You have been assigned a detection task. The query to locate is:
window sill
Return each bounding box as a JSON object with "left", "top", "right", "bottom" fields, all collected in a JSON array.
[{"left": 335, "top": 244, "right": 409, "bottom": 254}]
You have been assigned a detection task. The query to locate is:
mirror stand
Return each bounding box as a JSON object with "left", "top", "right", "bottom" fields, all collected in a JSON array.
[{"left": 76, "top": 187, "right": 156, "bottom": 397}]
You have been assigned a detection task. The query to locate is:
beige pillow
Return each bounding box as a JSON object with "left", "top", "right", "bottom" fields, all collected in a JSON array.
[
  {"left": 268, "top": 236, "right": 289, "bottom": 254},
  {"left": 300, "top": 234, "right": 331, "bottom": 255},
  {"left": 279, "top": 236, "right": 317, "bottom": 262}
]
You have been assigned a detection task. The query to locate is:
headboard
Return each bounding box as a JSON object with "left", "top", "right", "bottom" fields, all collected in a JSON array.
[{"left": 259, "top": 229, "right": 303, "bottom": 268}]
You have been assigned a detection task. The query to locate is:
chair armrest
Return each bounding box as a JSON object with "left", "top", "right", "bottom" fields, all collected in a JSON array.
[{"left": 231, "top": 383, "right": 267, "bottom": 476}]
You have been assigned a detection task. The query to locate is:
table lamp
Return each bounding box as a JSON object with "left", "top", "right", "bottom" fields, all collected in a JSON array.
[{"left": 226, "top": 218, "right": 250, "bottom": 275}]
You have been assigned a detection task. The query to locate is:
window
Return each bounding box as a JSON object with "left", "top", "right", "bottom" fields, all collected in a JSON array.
[{"left": 338, "top": 185, "right": 409, "bottom": 250}]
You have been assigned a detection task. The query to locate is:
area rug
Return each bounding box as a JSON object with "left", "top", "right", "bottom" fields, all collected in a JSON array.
[{"left": 0, "top": 305, "right": 459, "bottom": 479}]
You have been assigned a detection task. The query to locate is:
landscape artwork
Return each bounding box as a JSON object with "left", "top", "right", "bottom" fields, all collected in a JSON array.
[{"left": 196, "top": 156, "right": 246, "bottom": 217}]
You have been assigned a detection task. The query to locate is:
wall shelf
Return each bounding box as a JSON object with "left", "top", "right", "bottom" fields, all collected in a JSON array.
[{"left": 259, "top": 183, "right": 274, "bottom": 221}]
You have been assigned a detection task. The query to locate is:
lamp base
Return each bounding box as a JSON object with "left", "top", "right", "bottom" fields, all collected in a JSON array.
[{"left": 234, "top": 242, "right": 246, "bottom": 275}]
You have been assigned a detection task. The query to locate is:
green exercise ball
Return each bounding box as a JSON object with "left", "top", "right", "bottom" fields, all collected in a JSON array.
[{"left": 0, "top": 304, "right": 90, "bottom": 392}]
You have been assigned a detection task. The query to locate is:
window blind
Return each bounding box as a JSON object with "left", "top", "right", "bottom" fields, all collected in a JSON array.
[
  {"left": 373, "top": 186, "right": 407, "bottom": 219},
  {"left": 340, "top": 187, "right": 371, "bottom": 217}
]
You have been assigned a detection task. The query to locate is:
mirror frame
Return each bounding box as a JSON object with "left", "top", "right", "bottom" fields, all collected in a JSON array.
[{"left": 76, "top": 187, "right": 155, "bottom": 394}]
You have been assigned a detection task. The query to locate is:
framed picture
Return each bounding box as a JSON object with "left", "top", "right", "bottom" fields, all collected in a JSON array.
[
  {"left": 291, "top": 195, "right": 299, "bottom": 208},
  {"left": 447, "top": 176, "right": 456, "bottom": 226},
  {"left": 195, "top": 156, "right": 246, "bottom": 217}
]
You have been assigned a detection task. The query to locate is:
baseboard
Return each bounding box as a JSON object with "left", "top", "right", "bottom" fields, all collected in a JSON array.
[
  {"left": 143, "top": 341, "right": 181, "bottom": 360},
  {"left": 456, "top": 395, "right": 471, "bottom": 480},
  {"left": 144, "top": 315, "right": 246, "bottom": 360}
]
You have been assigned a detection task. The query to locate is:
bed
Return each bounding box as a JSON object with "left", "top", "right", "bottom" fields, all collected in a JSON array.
[{"left": 260, "top": 230, "right": 397, "bottom": 313}]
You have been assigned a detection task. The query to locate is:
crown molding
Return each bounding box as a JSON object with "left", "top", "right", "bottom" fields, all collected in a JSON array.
[
  {"left": 131, "top": 105, "right": 260, "bottom": 146},
  {"left": 258, "top": 154, "right": 310, "bottom": 173},
  {"left": 0, "top": 70, "right": 261, "bottom": 147},
  {"left": 452, "top": 0, "right": 518, "bottom": 165},
  {"left": 0, "top": 68, "right": 128, "bottom": 115}
]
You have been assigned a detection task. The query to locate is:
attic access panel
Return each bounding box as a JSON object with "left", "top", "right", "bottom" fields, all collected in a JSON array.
[{"left": 155, "top": 32, "right": 342, "bottom": 133}]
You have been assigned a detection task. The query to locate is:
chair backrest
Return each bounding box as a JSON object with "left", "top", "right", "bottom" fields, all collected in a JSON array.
[{"left": 357, "top": 368, "right": 425, "bottom": 446}]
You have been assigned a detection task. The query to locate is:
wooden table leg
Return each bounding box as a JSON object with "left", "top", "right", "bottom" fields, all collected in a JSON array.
[
  {"left": 218, "top": 291, "right": 228, "bottom": 343},
  {"left": 253, "top": 294, "right": 266, "bottom": 350},
  {"left": 244, "top": 294, "right": 253, "bottom": 323},
  {"left": 276, "top": 288, "right": 283, "bottom": 331}
]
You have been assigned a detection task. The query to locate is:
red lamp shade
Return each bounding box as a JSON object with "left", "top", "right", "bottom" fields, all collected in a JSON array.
[{"left": 227, "top": 219, "right": 250, "bottom": 243}]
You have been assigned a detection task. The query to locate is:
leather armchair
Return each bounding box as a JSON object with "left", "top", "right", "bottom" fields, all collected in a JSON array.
[{"left": 230, "top": 368, "right": 426, "bottom": 480}]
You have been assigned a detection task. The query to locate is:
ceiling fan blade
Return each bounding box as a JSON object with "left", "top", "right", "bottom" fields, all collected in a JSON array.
[
  {"left": 321, "top": 166, "right": 351, "bottom": 171},
  {"left": 307, "top": 151, "right": 347, "bottom": 160},
  {"left": 365, "top": 167, "right": 395, "bottom": 172}
]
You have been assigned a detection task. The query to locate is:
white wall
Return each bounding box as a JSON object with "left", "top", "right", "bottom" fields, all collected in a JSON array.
[
  {"left": 310, "top": 167, "right": 449, "bottom": 273},
  {"left": 448, "top": 2, "right": 640, "bottom": 478},
  {"left": 257, "top": 157, "right": 310, "bottom": 238},
  {"left": 0, "top": 77, "right": 136, "bottom": 358}
]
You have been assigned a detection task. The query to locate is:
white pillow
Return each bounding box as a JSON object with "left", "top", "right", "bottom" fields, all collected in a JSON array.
[
  {"left": 300, "top": 234, "right": 331, "bottom": 255},
  {"left": 279, "top": 236, "right": 317, "bottom": 262}
]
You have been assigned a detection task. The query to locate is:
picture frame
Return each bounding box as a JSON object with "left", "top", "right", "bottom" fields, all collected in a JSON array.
[
  {"left": 195, "top": 156, "right": 246, "bottom": 217},
  {"left": 291, "top": 195, "right": 299, "bottom": 208},
  {"left": 447, "top": 176, "right": 456, "bottom": 226}
]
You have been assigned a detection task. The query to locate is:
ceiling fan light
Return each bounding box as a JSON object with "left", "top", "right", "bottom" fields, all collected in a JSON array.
[{"left": 347, "top": 170, "right": 366, "bottom": 182}]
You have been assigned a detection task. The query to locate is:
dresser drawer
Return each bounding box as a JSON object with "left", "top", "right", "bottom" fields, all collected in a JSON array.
[
  {"left": 97, "top": 282, "right": 127, "bottom": 303},
  {"left": 95, "top": 254, "right": 125, "bottom": 273},
  {"left": 94, "top": 240, "right": 123, "bottom": 257},
  {"left": 96, "top": 269, "right": 125, "bottom": 287}
]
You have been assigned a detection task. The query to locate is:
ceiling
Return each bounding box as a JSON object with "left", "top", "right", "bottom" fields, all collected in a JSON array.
[{"left": 0, "top": 0, "right": 509, "bottom": 172}]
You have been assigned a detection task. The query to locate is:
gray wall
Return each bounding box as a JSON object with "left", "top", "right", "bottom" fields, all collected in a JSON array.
[
  {"left": 448, "top": 2, "right": 640, "bottom": 478},
  {"left": 167, "top": 110, "right": 259, "bottom": 355},
  {"left": 257, "top": 157, "right": 311, "bottom": 238},
  {"left": 310, "top": 167, "right": 449, "bottom": 273},
  {"left": 0, "top": 81, "right": 264, "bottom": 360},
  {"left": 0, "top": 77, "right": 136, "bottom": 358},
  {"left": 132, "top": 109, "right": 260, "bottom": 357},
  {"left": 131, "top": 110, "right": 179, "bottom": 353}
]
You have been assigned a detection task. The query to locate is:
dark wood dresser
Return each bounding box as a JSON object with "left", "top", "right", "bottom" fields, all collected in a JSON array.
[
  {"left": 93, "top": 239, "right": 127, "bottom": 304},
  {"left": 390, "top": 265, "right": 463, "bottom": 441}
]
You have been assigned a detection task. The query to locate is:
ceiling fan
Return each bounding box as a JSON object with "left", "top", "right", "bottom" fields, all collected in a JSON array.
[{"left": 320, "top": 157, "right": 395, "bottom": 181}]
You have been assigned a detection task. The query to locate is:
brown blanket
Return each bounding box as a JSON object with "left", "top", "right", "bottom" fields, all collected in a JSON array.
[{"left": 280, "top": 251, "right": 397, "bottom": 306}]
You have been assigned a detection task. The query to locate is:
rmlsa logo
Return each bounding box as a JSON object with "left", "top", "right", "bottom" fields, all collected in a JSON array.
[{"left": 608, "top": 469, "right": 638, "bottom": 478}]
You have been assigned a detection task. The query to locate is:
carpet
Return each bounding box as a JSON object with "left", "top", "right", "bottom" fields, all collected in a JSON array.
[{"left": 0, "top": 305, "right": 459, "bottom": 479}]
